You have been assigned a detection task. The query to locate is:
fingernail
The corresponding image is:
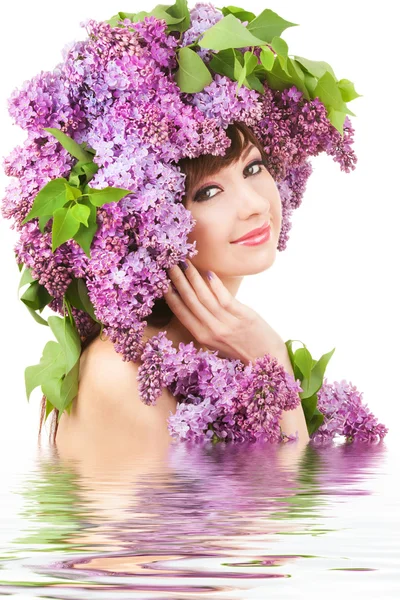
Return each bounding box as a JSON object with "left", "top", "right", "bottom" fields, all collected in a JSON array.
[
  {"left": 206, "top": 270, "right": 213, "bottom": 280},
  {"left": 179, "top": 260, "right": 188, "bottom": 271}
]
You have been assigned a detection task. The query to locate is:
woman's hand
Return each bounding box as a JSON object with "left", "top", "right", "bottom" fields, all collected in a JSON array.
[{"left": 163, "top": 259, "right": 285, "bottom": 365}]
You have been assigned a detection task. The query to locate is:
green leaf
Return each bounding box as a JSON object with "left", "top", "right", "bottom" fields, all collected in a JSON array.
[
  {"left": 106, "top": 3, "right": 193, "bottom": 34},
  {"left": 65, "top": 276, "right": 99, "bottom": 323},
  {"left": 262, "top": 56, "right": 310, "bottom": 101},
  {"left": 236, "top": 66, "right": 247, "bottom": 92},
  {"left": 343, "top": 105, "right": 356, "bottom": 117},
  {"left": 300, "top": 347, "right": 335, "bottom": 400},
  {"left": 221, "top": 6, "right": 256, "bottom": 22},
  {"left": 294, "top": 347, "right": 313, "bottom": 379},
  {"left": 18, "top": 266, "right": 35, "bottom": 292},
  {"left": 68, "top": 160, "right": 99, "bottom": 188},
  {"left": 20, "top": 281, "right": 52, "bottom": 311},
  {"left": 58, "top": 359, "right": 80, "bottom": 418},
  {"left": 285, "top": 339, "right": 304, "bottom": 381},
  {"left": 51, "top": 206, "right": 81, "bottom": 252},
  {"left": 233, "top": 49, "right": 244, "bottom": 77},
  {"left": 271, "top": 36, "right": 288, "bottom": 58},
  {"left": 246, "top": 8, "right": 298, "bottom": 43},
  {"left": 210, "top": 48, "right": 263, "bottom": 94},
  {"left": 76, "top": 277, "right": 98, "bottom": 322},
  {"left": 25, "top": 341, "right": 66, "bottom": 401},
  {"left": 326, "top": 107, "right": 347, "bottom": 135},
  {"left": 18, "top": 269, "right": 51, "bottom": 325},
  {"left": 301, "top": 393, "right": 318, "bottom": 423},
  {"left": 41, "top": 375, "right": 64, "bottom": 412},
  {"left": 311, "top": 348, "right": 336, "bottom": 380},
  {"left": 260, "top": 46, "right": 274, "bottom": 71},
  {"left": 21, "top": 178, "right": 69, "bottom": 225},
  {"left": 302, "top": 70, "right": 319, "bottom": 95},
  {"left": 313, "top": 70, "right": 347, "bottom": 112},
  {"left": 175, "top": 46, "right": 213, "bottom": 92},
  {"left": 38, "top": 214, "right": 52, "bottom": 233},
  {"left": 70, "top": 202, "right": 90, "bottom": 226},
  {"left": 271, "top": 36, "right": 290, "bottom": 75},
  {"left": 307, "top": 408, "right": 325, "bottom": 436},
  {"left": 43, "top": 128, "right": 94, "bottom": 163},
  {"left": 337, "top": 78, "right": 362, "bottom": 103},
  {"left": 73, "top": 197, "right": 98, "bottom": 258},
  {"left": 104, "top": 12, "right": 129, "bottom": 27},
  {"left": 164, "top": 0, "right": 191, "bottom": 33},
  {"left": 235, "top": 50, "right": 258, "bottom": 93},
  {"left": 245, "top": 72, "right": 265, "bottom": 94},
  {"left": 125, "top": 5, "right": 186, "bottom": 27},
  {"left": 80, "top": 161, "right": 99, "bottom": 178},
  {"left": 243, "top": 50, "right": 258, "bottom": 74},
  {"left": 209, "top": 48, "right": 236, "bottom": 80},
  {"left": 47, "top": 315, "right": 81, "bottom": 373},
  {"left": 198, "top": 13, "right": 267, "bottom": 50},
  {"left": 25, "top": 305, "right": 49, "bottom": 326},
  {"left": 293, "top": 55, "right": 337, "bottom": 80},
  {"left": 84, "top": 185, "right": 132, "bottom": 207},
  {"left": 65, "top": 183, "right": 82, "bottom": 202}
]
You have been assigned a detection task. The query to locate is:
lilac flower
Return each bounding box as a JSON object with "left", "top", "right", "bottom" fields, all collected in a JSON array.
[
  {"left": 0, "top": 2, "right": 373, "bottom": 444},
  {"left": 311, "top": 379, "right": 389, "bottom": 445},
  {"left": 137, "top": 332, "right": 305, "bottom": 443}
]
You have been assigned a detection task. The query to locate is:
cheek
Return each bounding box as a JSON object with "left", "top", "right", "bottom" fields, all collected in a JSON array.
[
  {"left": 269, "top": 185, "right": 282, "bottom": 222},
  {"left": 187, "top": 214, "right": 228, "bottom": 247}
]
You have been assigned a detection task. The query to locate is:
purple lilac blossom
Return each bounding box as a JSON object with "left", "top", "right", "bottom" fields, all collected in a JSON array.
[
  {"left": 137, "top": 332, "right": 388, "bottom": 445},
  {"left": 1, "top": 7, "right": 357, "bottom": 358},
  {"left": 311, "top": 379, "right": 389, "bottom": 445},
  {"left": 137, "top": 331, "right": 303, "bottom": 443},
  {"left": 0, "top": 2, "right": 376, "bottom": 444}
]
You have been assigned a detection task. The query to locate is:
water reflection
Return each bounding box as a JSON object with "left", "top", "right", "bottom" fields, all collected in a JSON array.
[{"left": 0, "top": 437, "right": 397, "bottom": 599}]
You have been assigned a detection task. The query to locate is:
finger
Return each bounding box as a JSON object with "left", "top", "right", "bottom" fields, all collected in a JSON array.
[
  {"left": 202, "top": 268, "right": 247, "bottom": 318},
  {"left": 179, "top": 260, "right": 226, "bottom": 320},
  {"left": 164, "top": 282, "right": 216, "bottom": 344},
  {"left": 166, "top": 264, "right": 226, "bottom": 336}
]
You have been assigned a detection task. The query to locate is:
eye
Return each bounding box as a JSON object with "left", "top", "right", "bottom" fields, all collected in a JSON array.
[{"left": 192, "top": 159, "right": 269, "bottom": 203}]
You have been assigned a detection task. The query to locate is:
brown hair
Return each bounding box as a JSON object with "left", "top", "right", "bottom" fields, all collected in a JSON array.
[{"left": 38, "top": 121, "right": 269, "bottom": 444}]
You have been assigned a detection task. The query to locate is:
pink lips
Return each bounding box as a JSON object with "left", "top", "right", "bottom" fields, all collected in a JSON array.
[
  {"left": 232, "top": 226, "right": 271, "bottom": 246},
  {"left": 232, "top": 222, "right": 270, "bottom": 244}
]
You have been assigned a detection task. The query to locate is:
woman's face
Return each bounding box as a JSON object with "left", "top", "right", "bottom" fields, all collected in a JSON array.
[{"left": 184, "top": 134, "right": 282, "bottom": 280}]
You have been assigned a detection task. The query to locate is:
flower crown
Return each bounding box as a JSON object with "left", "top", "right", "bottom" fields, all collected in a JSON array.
[{"left": 2, "top": 1, "right": 360, "bottom": 427}]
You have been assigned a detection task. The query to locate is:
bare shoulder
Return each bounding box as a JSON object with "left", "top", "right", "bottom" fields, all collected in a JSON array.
[{"left": 55, "top": 332, "right": 178, "bottom": 456}]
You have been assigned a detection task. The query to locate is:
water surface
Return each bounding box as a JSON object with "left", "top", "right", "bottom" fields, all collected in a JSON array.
[{"left": 0, "top": 434, "right": 398, "bottom": 599}]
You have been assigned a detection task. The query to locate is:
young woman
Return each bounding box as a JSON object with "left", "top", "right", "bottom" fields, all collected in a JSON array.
[{"left": 50, "top": 121, "right": 309, "bottom": 461}]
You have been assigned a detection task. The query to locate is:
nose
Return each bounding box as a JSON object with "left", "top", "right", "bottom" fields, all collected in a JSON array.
[{"left": 236, "top": 180, "right": 271, "bottom": 218}]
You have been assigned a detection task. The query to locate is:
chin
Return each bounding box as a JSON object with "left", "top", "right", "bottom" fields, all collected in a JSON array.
[{"left": 240, "top": 251, "right": 276, "bottom": 276}]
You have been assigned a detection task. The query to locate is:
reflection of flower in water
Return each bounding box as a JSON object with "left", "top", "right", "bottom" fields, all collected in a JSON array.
[
  {"left": 1, "top": 439, "right": 387, "bottom": 596},
  {"left": 10, "top": 439, "right": 388, "bottom": 558},
  {"left": 120, "top": 440, "right": 387, "bottom": 549}
]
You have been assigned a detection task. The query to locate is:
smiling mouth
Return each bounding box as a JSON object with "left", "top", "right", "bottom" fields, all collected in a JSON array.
[{"left": 231, "top": 221, "right": 271, "bottom": 244}]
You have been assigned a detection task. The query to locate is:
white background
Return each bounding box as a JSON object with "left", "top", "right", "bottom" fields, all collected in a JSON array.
[{"left": 0, "top": 0, "right": 398, "bottom": 452}]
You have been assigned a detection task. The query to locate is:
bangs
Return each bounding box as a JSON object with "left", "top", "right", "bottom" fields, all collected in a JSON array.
[{"left": 177, "top": 122, "right": 268, "bottom": 204}]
